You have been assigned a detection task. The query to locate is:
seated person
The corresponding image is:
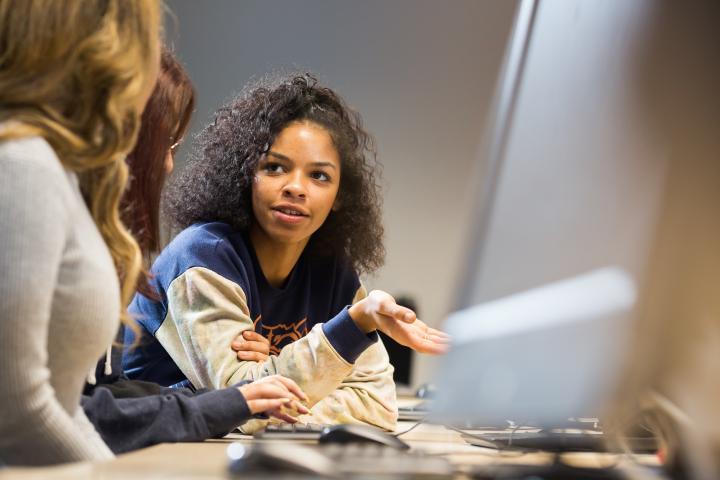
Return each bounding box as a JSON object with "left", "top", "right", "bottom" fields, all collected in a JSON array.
[
  {"left": 83, "top": 49, "right": 308, "bottom": 454},
  {"left": 123, "top": 74, "right": 448, "bottom": 431}
]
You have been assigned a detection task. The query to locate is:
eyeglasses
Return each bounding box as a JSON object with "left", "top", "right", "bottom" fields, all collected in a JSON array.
[{"left": 170, "top": 140, "right": 182, "bottom": 155}]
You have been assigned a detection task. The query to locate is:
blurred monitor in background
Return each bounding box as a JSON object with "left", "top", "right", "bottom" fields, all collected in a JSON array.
[
  {"left": 432, "top": 267, "right": 636, "bottom": 427},
  {"left": 429, "top": 0, "right": 720, "bottom": 477}
]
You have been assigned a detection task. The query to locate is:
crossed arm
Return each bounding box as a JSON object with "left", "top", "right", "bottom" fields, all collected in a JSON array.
[
  {"left": 155, "top": 267, "right": 396, "bottom": 430},
  {"left": 155, "top": 266, "right": 449, "bottom": 432}
]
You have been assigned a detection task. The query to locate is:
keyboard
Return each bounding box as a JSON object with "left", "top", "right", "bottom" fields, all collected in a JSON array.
[
  {"left": 462, "top": 430, "right": 658, "bottom": 453},
  {"left": 467, "top": 463, "right": 632, "bottom": 480},
  {"left": 253, "top": 422, "right": 327, "bottom": 440},
  {"left": 321, "top": 443, "right": 454, "bottom": 478},
  {"left": 228, "top": 441, "right": 454, "bottom": 478},
  {"left": 398, "top": 401, "right": 430, "bottom": 421}
]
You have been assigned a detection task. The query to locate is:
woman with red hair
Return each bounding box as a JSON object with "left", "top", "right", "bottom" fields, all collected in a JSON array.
[{"left": 81, "top": 49, "right": 308, "bottom": 454}]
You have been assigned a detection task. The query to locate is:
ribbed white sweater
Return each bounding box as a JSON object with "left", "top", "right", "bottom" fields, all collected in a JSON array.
[{"left": 0, "top": 136, "right": 119, "bottom": 465}]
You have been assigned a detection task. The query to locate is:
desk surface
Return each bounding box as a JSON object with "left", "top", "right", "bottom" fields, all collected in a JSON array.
[{"left": 0, "top": 398, "right": 660, "bottom": 479}]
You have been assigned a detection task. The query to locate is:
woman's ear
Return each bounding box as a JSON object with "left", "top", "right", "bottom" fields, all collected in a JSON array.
[{"left": 332, "top": 197, "right": 341, "bottom": 212}]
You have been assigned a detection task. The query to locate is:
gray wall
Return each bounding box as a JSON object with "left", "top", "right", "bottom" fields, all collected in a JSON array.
[{"left": 165, "top": 0, "right": 518, "bottom": 386}]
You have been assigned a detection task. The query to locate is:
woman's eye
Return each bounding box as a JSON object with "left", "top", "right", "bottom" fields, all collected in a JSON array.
[
  {"left": 264, "top": 163, "right": 285, "bottom": 174},
  {"left": 311, "top": 171, "right": 331, "bottom": 182}
]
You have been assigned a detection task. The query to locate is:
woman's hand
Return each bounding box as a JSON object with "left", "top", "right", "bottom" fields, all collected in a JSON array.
[
  {"left": 348, "top": 290, "right": 451, "bottom": 355},
  {"left": 231, "top": 330, "right": 271, "bottom": 362},
  {"left": 238, "top": 375, "right": 310, "bottom": 423}
]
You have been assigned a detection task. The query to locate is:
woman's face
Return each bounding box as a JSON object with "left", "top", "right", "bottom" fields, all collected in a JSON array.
[{"left": 251, "top": 121, "right": 341, "bottom": 249}]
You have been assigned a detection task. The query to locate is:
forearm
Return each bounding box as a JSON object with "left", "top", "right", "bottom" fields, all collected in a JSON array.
[
  {"left": 302, "top": 385, "right": 397, "bottom": 431},
  {"left": 160, "top": 269, "right": 364, "bottom": 401},
  {"left": 299, "top": 339, "right": 398, "bottom": 430},
  {"left": 82, "top": 386, "right": 251, "bottom": 453},
  {"left": 195, "top": 322, "right": 356, "bottom": 405},
  {"left": 238, "top": 338, "right": 398, "bottom": 434}
]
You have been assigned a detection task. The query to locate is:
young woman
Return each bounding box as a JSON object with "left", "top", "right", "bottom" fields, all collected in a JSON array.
[
  {"left": 0, "top": 0, "right": 161, "bottom": 465},
  {"left": 82, "top": 49, "right": 308, "bottom": 454},
  {"left": 123, "top": 74, "right": 449, "bottom": 431}
]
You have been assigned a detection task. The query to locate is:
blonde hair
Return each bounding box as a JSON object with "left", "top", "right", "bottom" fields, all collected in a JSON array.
[{"left": 0, "top": 0, "right": 162, "bottom": 334}]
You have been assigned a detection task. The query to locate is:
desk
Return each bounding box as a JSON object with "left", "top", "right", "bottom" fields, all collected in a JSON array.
[{"left": 0, "top": 398, "right": 660, "bottom": 479}]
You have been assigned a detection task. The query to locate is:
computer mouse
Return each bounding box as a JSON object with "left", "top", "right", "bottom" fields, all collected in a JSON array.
[
  {"left": 319, "top": 424, "right": 410, "bottom": 450},
  {"left": 227, "top": 442, "right": 339, "bottom": 478}
]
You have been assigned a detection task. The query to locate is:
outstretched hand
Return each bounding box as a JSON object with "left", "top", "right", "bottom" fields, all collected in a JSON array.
[
  {"left": 348, "top": 290, "right": 450, "bottom": 355},
  {"left": 238, "top": 375, "right": 310, "bottom": 423}
]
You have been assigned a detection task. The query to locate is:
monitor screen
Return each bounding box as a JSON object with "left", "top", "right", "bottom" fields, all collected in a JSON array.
[{"left": 430, "top": 0, "right": 672, "bottom": 427}]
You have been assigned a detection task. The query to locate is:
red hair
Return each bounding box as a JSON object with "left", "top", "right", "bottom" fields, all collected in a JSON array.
[{"left": 122, "top": 48, "right": 195, "bottom": 295}]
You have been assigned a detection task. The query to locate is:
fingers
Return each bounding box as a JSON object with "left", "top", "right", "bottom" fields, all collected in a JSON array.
[
  {"left": 392, "top": 305, "right": 416, "bottom": 323},
  {"left": 426, "top": 332, "right": 452, "bottom": 344},
  {"left": 411, "top": 321, "right": 451, "bottom": 344},
  {"left": 239, "top": 382, "right": 289, "bottom": 401},
  {"left": 247, "top": 398, "right": 302, "bottom": 423},
  {"left": 267, "top": 409, "right": 300, "bottom": 424},
  {"left": 425, "top": 327, "right": 452, "bottom": 343},
  {"left": 417, "top": 340, "right": 450, "bottom": 355},
  {"left": 236, "top": 350, "right": 268, "bottom": 362},
  {"left": 373, "top": 295, "right": 416, "bottom": 323},
  {"left": 232, "top": 340, "right": 270, "bottom": 354},
  {"left": 246, "top": 398, "right": 289, "bottom": 415},
  {"left": 238, "top": 340, "right": 270, "bottom": 353},
  {"left": 278, "top": 398, "right": 309, "bottom": 415},
  {"left": 250, "top": 376, "right": 310, "bottom": 412},
  {"left": 387, "top": 323, "right": 451, "bottom": 355},
  {"left": 265, "top": 375, "right": 309, "bottom": 402},
  {"left": 231, "top": 331, "right": 271, "bottom": 357},
  {"left": 242, "top": 330, "right": 270, "bottom": 344},
  {"left": 412, "top": 329, "right": 450, "bottom": 355}
]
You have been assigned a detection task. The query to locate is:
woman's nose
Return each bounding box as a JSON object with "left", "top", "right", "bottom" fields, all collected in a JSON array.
[{"left": 282, "top": 172, "right": 307, "bottom": 198}]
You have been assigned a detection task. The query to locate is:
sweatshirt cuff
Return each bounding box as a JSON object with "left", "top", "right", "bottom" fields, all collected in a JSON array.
[
  {"left": 322, "top": 306, "right": 378, "bottom": 363},
  {"left": 194, "top": 387, "right": 251, "bottom": 437}
]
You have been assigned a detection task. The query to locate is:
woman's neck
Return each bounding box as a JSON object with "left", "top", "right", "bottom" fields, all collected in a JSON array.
[{"left": 249, "top": 226, "right": 308, "bottom": 288}]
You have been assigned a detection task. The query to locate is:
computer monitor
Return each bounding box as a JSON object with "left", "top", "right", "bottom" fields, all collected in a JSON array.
[
  {"left": 431, "top": 267, "right": 635, "bottom": 426},
  {"left": 429, "top": 0, "right": 675, "bottom": 427}
]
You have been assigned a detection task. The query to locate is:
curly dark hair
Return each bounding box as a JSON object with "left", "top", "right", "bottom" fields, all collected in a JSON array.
[{"left": 164, "top": 73, "right": 385, "bottom": 274}]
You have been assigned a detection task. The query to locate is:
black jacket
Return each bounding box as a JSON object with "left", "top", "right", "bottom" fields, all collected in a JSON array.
[{"left": 82, "top": 328, "right": 251, "bottom": 454}]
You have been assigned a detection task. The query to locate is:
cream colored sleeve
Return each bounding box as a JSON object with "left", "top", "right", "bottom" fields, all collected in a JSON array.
[
  {"left": 296, "top": 285, "right": 398, "bottom": 431},
  {"left": 158, "top": 267, "right": 352, "bottom": 402},
  {"left": 157, "top": 268, "right": 397, "bottom": 431}
]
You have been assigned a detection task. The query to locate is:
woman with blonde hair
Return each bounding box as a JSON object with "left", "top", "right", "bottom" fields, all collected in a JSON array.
[{"left": 0, "top": 0, "right": 161, "bottom": 465}]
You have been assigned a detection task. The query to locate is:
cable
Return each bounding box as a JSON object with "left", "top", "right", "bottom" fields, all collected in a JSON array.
[{"left": 394, "top": 419, "right": 425, "bottom": 438}]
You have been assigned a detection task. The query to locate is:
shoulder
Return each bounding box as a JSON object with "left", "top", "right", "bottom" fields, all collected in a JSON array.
[
  {"left": 166, "top": 222, "right": 234, "bottom": 257},
  {"left": 162, "top": 222, "right": 245, "bottom": 268},
  {"left": 152, "top": 222, "right": 252, "bottom": 290},
  {"left": 0, "top": 136, "right": 70, "bottom": 183},
  {"left": 0, "top": 136, "right": 78, "bottom": 225}
]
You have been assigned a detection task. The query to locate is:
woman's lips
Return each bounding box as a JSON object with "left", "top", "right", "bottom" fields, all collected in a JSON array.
[{"left": 272, "top": 207, "right": 308, "bottom": 224}]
